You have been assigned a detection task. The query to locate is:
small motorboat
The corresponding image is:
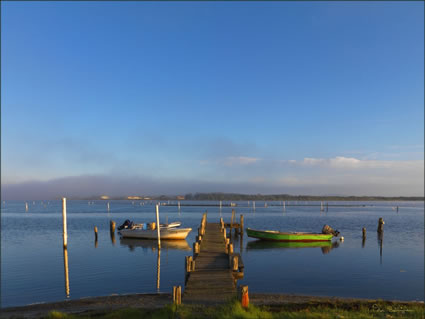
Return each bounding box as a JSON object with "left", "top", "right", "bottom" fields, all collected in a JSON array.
[
  {"left": 119, "top": 227, "right": 192, "bottom": 240},
  {"left": 118, "top": 219, "right": 191, "bottom": 240}
]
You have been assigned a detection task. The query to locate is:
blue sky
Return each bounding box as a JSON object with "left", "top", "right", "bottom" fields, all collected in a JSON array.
[{"left": 1, "top": 1, "right": 424, "bottom": 198}]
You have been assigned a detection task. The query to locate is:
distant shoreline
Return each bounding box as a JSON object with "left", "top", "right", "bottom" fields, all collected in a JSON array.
[{"left": 77, "top": 193, "right": 425, "bottom": 201}]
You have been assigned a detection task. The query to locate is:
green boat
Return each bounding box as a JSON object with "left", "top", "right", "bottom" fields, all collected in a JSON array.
[{"left": 246, "top": 228, "right": 334, "bottom": 242}]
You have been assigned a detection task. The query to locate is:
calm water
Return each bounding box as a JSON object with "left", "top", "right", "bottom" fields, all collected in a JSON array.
[{"left": 1, "top": 200, "right": 424, "bottom": 308}]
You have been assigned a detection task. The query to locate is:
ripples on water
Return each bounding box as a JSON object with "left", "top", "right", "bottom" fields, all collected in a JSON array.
[{"left": 1, "top": 200, "right": 423, "bottom": 307}]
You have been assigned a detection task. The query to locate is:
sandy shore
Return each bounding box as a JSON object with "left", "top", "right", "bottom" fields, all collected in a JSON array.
[{"left": 1, "top": 293, "right": 423, "bottom": 318}]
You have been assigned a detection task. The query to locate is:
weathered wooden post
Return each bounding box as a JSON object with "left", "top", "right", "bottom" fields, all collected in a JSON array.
[
  {"left": 240, "top": 214, "right": 244, "bottom": 234},
  {"left": 94, "top": 226, "right": 98, "bottom": 241},
  {"left": 377, "top": 218, "right": 384, "bottom": 233},
  {"left": 177, "top": 286, "right": 182, "bottom": 305},
  {"left": 173, "top": 286, "right": 181, "bottom": 305},
  {"left": 156, "top": 204, "right": 161, "bottom": 249},
  {"left": 110, "top": 220, "right": 116, "bottom": 234},
  {"left": 228, "top": 243, "right": 234, "bottom": 255},
  {"left": 232, "top": 255, "right": 239, "bottom": 271},
  {"left": 62, "top": 197, "right": 68, "bottom": 248},
  {"left": 362, "top": 227, "right": 366, "bottom": 239},
  {"left": 231, "top": 209, "right": 235, "bottom": 228},
  {"left": 193, "top": 242, "right": 200, "bottom": 256},
  {"left": 173, "top": 286, "right": 177, "bottom": 303},
  {"left": 185, "top": 255, "right": 193, "bottom": 282},
  {"left": 191, "top": 259, "right": 195, "bottom": 271},
  {"left": 239, "top": 285, "right": 249, "bottom": 308}
]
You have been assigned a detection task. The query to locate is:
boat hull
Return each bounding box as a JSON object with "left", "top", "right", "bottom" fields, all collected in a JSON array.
[
  {"left": 246, "top": 228, "right": 333, "bottom": 242},
  {"left": 120, "top": 227, "right": 192, "bottom": 240}
]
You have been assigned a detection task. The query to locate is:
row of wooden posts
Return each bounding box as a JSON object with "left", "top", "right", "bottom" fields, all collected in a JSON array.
[{"left": 360, "top": 217, "right": 385, "bottom": 240}]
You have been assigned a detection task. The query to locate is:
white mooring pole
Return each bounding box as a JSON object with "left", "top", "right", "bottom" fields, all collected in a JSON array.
[{"left": 62, "top": 197, "right": 68, "bottom": 248}]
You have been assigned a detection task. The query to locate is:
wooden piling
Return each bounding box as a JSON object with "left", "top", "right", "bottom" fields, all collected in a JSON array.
[
  {"left": 173, "top": 286, "right": 182, "bottom": 305},
  {"left": 94, "top": 226, "right": 98, "bottom": 240},
  {"left": 110, "top": 220, "right": 116, "bottom": 233},
  {"left": 230, "top": 209, "right": 235, "bottom": 228},
  {"left": 177, "top": 286, "right": 182, "bottom": 305},
  {"left": 240, "top": 214, "right": 244, "bottom": 234},
  {"left": 377, "top": 218, "right": 384, "bottom": 233},
  {"left": 239, "top": 285, "right": 249, "bottom": 308},
  {"left": 228, "top": 243, "right": 233, "bottom": 255},
  {"left": 232, "top": 255, "right": 239, "bottom": 271},
  {"left": 193, "top": 242, "right": 200, "bottom": 256},
  {"left": 62, "top": 197, "right": 68, "bottom": 248},
  {"left": 362, "top": 227, "right": 366, "bottom": 239}
]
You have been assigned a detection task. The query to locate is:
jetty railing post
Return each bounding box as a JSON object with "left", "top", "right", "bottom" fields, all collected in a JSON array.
[
  {"left": 62, "top": 197, "right": 68, "bottom": 248},
  {"left": 232, "top": 255, "right": 239, "bottom": 271},
  {"left": 156, "top": 204, "right": 161, "bottom": 249}
]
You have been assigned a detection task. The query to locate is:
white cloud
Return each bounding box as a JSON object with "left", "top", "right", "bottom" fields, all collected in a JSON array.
[{"left": 223, "top": 156, "right": 260, "bottom": 166}]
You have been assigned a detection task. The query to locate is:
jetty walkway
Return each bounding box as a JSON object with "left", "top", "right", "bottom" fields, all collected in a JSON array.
[{"left": 182, "top": 214, "right": 244, "bottom": 304}]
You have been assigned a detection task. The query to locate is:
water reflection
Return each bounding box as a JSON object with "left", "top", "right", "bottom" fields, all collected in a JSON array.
[
  {"left": 157, "top": 249, "right": 160, "bottom": 292},
  {"left": 119, "top": 238, "right": 191, "bottom": 251},
  {"left": 110, "top": 232, "right": 116, "bottom": 246},
  {"left": 378, "top": 233, "right": 384, "bottom": 264},
  {"left": 246, "top": 240, "right": 339, "bottom": 255},
  {"left": 63, "top": 247, "right": 70, "bottom": 298}
]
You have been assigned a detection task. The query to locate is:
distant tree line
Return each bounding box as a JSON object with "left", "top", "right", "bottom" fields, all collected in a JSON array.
[
  {"left": 80, "top": 192, "right": 423, "bottom": 201},
  {"left": 181, "top": 192, "right": 423, "bottom": 201}
]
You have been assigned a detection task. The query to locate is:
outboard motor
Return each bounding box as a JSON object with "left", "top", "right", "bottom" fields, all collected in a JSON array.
[
  {"left": 118, "top": 219, "right": 132, "bottom": 230},
  {"left": 322, "top": 224, "right": 340, "bottom": 237}
]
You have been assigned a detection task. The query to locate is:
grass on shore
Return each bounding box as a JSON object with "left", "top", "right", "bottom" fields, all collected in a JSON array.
[{"left": 45, "top": 300, "right": 424, "bottom": 319}]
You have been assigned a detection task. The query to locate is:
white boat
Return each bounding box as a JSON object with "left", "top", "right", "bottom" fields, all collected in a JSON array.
[{"left": 119, "top": 227, "right": 192, "bottom": 240}]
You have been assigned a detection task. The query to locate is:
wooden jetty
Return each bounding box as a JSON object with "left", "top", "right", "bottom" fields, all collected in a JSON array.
[{"left": 182, "top": 213, "right": 244, "bottom": 304}]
